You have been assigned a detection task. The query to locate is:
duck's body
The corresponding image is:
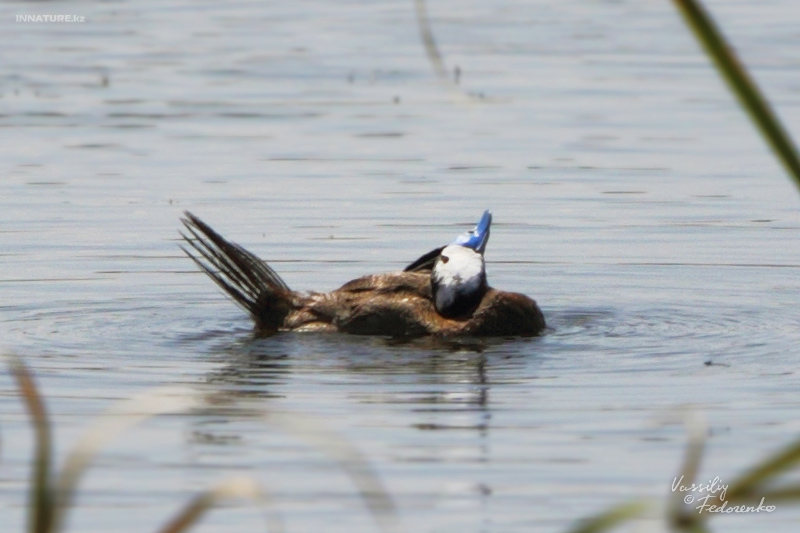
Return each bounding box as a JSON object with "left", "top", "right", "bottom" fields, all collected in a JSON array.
[
  {"left": 180, "top": 212, "right": 545, "bottom": 338},
  {"left": 281, "top": 271, "right": 544, "bottom": 337}
]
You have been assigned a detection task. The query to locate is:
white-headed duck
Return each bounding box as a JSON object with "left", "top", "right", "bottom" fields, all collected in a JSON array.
[{"left": 180, "top": 211, "right": 545, "bottom": 337}]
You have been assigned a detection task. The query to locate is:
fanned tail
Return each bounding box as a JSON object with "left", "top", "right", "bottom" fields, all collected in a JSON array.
[{"left": 180, "top": 211, "right": 294, "bottom": 332}]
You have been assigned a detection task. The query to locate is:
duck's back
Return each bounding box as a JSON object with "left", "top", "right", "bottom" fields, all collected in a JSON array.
[
  {"left": 284, "top": 271, "right": 545, "bottom": 337},
  {"left": 284, "top": 271, "right": 433, "bottom": 336}
]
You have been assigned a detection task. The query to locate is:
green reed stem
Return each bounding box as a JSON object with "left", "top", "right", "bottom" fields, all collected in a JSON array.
[
  {"left": 9, "top": 356, "right": 54, "bottom": 533},
  {"left": 565, "top": 500, "right": 650, "bottom": 533},
  {"left": 414, "top": 0, "right": 448, "bottom": 81},
  {"left": 671, "top": 0, "right": 800, "bottom": 190},
  {"left": 726, "top": 438, "right": 800, "bottom": 501}
]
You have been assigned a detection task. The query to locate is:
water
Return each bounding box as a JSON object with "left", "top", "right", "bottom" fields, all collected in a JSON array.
[{"left": 2, "top": 0, "right": 800, "bottom": 531}]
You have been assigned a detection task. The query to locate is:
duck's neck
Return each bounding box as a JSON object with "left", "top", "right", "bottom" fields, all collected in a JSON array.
[{"left": 432, "top": 273, "right": 487, "bottom": 319}]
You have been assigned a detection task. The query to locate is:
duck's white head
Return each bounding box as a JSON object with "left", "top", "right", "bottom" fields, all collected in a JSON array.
[{"left": 431, "top": 244, "right": 487, "bottom": 319}]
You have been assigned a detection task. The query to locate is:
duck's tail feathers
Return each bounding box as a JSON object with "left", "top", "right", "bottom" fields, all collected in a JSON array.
[{"left": 180, "top": 211, "right": 293, "bottom": 332}]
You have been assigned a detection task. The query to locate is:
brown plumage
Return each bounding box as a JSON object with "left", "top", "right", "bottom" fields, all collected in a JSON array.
[{"left": 180, "top": 212, "right": 545, "bottom": 338}]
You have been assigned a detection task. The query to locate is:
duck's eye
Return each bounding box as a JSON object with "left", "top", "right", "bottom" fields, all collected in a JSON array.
[{"left": 440, "top": 255, "right": 449, "bottom": 264}]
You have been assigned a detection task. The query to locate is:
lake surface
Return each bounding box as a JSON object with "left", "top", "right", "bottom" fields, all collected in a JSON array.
[{"left": 2, "top": 0, "right": 800, "bottom": 531}]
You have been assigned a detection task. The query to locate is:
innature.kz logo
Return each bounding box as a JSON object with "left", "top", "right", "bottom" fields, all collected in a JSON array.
[{"left": 16, "top": 15, "right": 86, "bottom": 23}]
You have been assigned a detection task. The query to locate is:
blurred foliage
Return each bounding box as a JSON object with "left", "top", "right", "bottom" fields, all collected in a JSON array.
[{"left": 672, "top": 0, "right": 800, "bottom": 188}]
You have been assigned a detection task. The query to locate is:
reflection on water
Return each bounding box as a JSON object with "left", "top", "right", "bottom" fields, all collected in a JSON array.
[{"left": 2, "top": 0, "right": 800, "bottom": 531}]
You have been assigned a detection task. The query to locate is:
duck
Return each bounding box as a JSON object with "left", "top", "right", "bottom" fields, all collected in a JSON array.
[{"left": 180, "top": 210, "right": 545, "bottom": 338}]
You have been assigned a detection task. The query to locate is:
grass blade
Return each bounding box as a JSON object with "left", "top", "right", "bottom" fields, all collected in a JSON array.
[
  {"left": 564, "top": 499, "right": 650, "bottom": 533},
  {"left": 156, "top": 476, "right": 280, "bottom": 533},
  {"left": 667, "top": 412, "right": 707, "bottom": 528},
  {"left": 7, "top": 354, "right": 54, "bottom": 533},
  {"left": 414, "top": 0, "right": 449, "bottom": 81},
  {"left": 749, "top": 485, "right": 800, "bottom": 503},
  {"left": 413, "top": 0, "right": 478, "bottom": 101},
  {"left": 726, "top": 437, "right": 800, "bottom": 501},
  {"left": 5, "top": 359, "right": 398, "bottom": 533},
  {"left": 671, "top": 0, "right": 800, "bottom": 188},
  {"left": 262, "top": 411, "right": 402, "bottom": 533},
  {"left": 50, "top": 386, "right": 201, "bottom": 533}
]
